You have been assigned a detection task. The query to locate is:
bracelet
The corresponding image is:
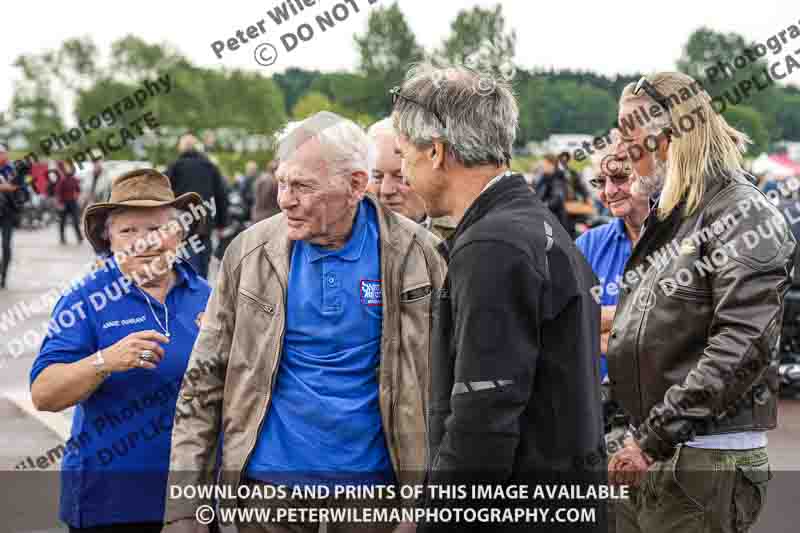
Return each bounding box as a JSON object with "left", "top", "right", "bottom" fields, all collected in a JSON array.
[{"left": 92, "top": 349, "right": 110, "bottom": 379}]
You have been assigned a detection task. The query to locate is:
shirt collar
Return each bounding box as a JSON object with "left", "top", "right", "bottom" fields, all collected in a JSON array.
[
  {"left": 480, "top": 170, "right": 513, "bottom": 197},
  {"left": 612, "top": 217, "right": 629, "bottom": 241},
  {"left": 104, "top": 254, "right": 199, "bottom": 290},
  {"left": 174, "top": 259, "right": 200, "bottom": 290},
  {"left": 304, "top": 200, "right": 369, "bottom": 264}
]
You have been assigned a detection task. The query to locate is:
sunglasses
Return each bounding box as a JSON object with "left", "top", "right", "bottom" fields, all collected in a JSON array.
[
  {"left": 633, "top": 77, "right": 672, "bottom": 111},
  {"left": 390, "top": 86, "right": 446, "bottom": 130}
]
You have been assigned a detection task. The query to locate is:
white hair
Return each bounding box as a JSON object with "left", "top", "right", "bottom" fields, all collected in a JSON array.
[
  {"left": 278, "top": 111, "right": 375, "bottom": 181},
  {"left": 367, "top": 118, "right": 396, "bottom": 139}
]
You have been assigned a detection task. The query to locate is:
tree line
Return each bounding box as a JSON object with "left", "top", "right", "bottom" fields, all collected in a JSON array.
[{"left": 2, "top": 2, "right": 799, "bottom": 174}]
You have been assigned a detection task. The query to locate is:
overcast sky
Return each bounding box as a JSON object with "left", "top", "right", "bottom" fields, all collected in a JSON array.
[{"left": 1, "top": 0, "right": 798, "bottom": 117}]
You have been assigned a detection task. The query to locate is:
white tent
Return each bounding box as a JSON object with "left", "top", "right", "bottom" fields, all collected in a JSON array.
[{"left": 751, "top": 153, "right": 796, "bottom": 177}]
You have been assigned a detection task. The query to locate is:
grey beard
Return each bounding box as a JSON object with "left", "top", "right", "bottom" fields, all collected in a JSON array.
[{"left": 632, "top": 158, "right": 667, "bottom": 197}]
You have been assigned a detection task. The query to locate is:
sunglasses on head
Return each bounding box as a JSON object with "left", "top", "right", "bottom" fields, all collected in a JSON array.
[
  {"left": 633, "top": 77, "right": 672, "bottom": 111},
  {"left": 389, "top": 86, "right": 446, "bottom": 130},
  {"left": 389, "top": 86, "right": 513, "bottom": 166}
]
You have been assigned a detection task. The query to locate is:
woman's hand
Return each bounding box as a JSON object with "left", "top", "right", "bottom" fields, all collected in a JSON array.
[{"left": 103, "top": 330, "right": 170, "bottom": 372}]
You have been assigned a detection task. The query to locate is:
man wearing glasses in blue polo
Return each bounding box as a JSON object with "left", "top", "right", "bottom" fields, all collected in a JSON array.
[{"left": 576, "top": 135, "right": 650, "bottom": 381}]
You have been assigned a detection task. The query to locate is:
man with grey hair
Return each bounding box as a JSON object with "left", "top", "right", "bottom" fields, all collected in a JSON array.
[
  {"left": 391, "top": 63, "right": 606, "bottom": 531},
  {"left": 163, "top": 111, "right": 446, "bottom": 533},
  {"left": 367, "top": 118, "right": 457, "bottom": 239}
]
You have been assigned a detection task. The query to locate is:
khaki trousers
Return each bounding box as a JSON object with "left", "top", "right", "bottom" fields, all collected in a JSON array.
[{"left": 615, "top": 446, "right": 770, "bottom": 533}]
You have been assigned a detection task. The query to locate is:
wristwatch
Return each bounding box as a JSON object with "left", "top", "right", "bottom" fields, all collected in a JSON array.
[{"left": 92, "top": 350, "right": 110, "bottom": 379}]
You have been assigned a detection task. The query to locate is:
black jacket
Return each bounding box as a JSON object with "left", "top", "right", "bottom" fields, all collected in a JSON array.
[
  {"left": 0, "top": 162, "right": 30, "bottom": 219},
  {"left": 423, "top": 175, "right": 606, "bottom": 532},
  {"left": 166, "top": 150, "right": 229, "bottom": 231},
  {"left": 534, "top": 170, "right": 569, "bottom": 233}
]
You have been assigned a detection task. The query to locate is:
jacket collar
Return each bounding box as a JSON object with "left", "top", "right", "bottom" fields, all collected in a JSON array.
[
  {"left": 628, "top": 171, "right": 740, "bottom": 271},
  {"left": 303, "top": 201, "right": 369, "bottom": 263},
  {"left": 261, "top": 194, "right": 414, "bottom": 286},
  {"left": 439, "top": 173, "right": 527, "bottom": 261}
]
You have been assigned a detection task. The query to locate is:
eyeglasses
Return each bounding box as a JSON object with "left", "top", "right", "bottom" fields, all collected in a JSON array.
[
  {"left": 633, "top": 77, "right": 672, "bottom": 111},
  {"left": 390, "top": 87, "right": 446, "bottom": 130}
]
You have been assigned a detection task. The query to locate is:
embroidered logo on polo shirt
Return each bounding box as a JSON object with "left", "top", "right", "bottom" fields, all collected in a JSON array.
[
  {"left": 360, "top": 279, "right": 382, "bottom": 306},
  {"left": 102, "top": 315, "right": 146, "bottom": 329}
]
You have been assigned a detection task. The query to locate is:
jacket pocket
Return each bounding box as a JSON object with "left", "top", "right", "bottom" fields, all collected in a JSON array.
[
  {"left": 238, "top": 287, "right": 276, "bottom": 316},
  {"left": 401, "top": 283, "right": 433, "bottom": 303},
  {"left": 659, "top": 280, "right": 712, "bottom": 302}
]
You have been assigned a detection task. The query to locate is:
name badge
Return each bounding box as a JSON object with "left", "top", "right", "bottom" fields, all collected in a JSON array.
[{"left": 360, "top": 279, "right": 382, "bottom": 306}]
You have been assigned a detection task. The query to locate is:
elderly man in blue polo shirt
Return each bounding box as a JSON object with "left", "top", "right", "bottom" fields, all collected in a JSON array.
[
  {"left": 164, "top": 112, "right": 446, "bottom": 533},
  {"left": 576, "top": 137, "right": 650, "bottom": 533},
  {"left": 576, "top": 137, "right": 650, "bottom": 379}
]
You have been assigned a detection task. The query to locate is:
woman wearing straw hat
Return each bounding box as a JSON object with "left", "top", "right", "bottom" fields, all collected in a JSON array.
[{"left": 30, "top": 168, "right": 213, "bottom": 532}]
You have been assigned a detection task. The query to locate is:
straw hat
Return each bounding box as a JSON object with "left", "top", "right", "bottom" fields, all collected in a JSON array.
[{"left": 82, "top": 168, "right": 205, "bottom": 253}]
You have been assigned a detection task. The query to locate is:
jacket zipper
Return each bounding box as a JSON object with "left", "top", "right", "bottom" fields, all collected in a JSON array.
[
  {"left": 235, "top": 273, "right": 287, "bottom": 490},
  {"left": 633, "top": 275, "right": 658, "bottom": 421}
]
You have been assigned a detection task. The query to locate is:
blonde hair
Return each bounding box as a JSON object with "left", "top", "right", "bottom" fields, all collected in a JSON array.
[{"left": 620, "top": 72, "right": 750, "bottom": 219}]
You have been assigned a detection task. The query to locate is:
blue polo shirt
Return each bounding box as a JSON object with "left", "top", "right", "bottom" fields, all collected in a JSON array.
[
  {"left": 576, "top": 218, "right": 632, "bottom": 379},
  {"left": 245, "top": 200, "right": 393, "bottom": 485},
  {"left": 29, "top": 257, "right": 210, "bottom": 528}
]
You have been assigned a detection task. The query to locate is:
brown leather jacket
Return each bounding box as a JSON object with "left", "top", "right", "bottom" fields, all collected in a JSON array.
[
  {"left": 164, "top": 196, "right": 446, "bottom": 522},
  {"left": 607, "top": 172, "right": 796, "bottom": 460}
]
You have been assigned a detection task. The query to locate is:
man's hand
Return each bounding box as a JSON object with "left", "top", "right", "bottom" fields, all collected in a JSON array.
[
  {"left": 608, "top": 438, "right": 653, "bottom": 487},
  {"left": 162, "top": 518, "right": 209, "bottom": 533},
  {"left": 0, "top": 183, "right": 19, "bottom": 192},
  {"left": 393, "top": 522, "right": 417, "bottom": 533}
]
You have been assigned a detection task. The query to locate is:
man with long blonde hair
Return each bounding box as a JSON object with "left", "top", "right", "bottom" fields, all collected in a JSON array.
[{"left": 606, "top": 71, "right": 795, "bottom": 532}]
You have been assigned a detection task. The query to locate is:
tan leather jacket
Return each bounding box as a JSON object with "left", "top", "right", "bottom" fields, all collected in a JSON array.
[
  {"left": 608, "top": 173, "right": 796, "bottom": 460},
  {"left": 164, "top": 196, "right": 446, "bottom": 522},
  {"left": 428, "top": 216, "right": 458, "bottom": 240}
]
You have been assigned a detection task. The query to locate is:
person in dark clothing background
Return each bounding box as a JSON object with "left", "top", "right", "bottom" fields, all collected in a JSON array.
[
  {"left": 564, "top": 164, "right": 596, "bottom": 236},
  {"left": 392, "top": 63, "right": 606, "bottom": 532},
  {"left": 534, "top": 154, "right": 571, "bottom": 235},
  {"left": 54, "top": 160, "right": 83, "bottom": 245},
  {"left": 165, "top": 133, "right": 229, "bottom": 278},
  {"left": 0, "top": 143, "right": 31, "bottom": 289},
  {"left": 236, "top": 160, "right": 259, "bottom": 222},
  {"left": 251, "top": 158, "right": 281, "bottom": 224}
]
